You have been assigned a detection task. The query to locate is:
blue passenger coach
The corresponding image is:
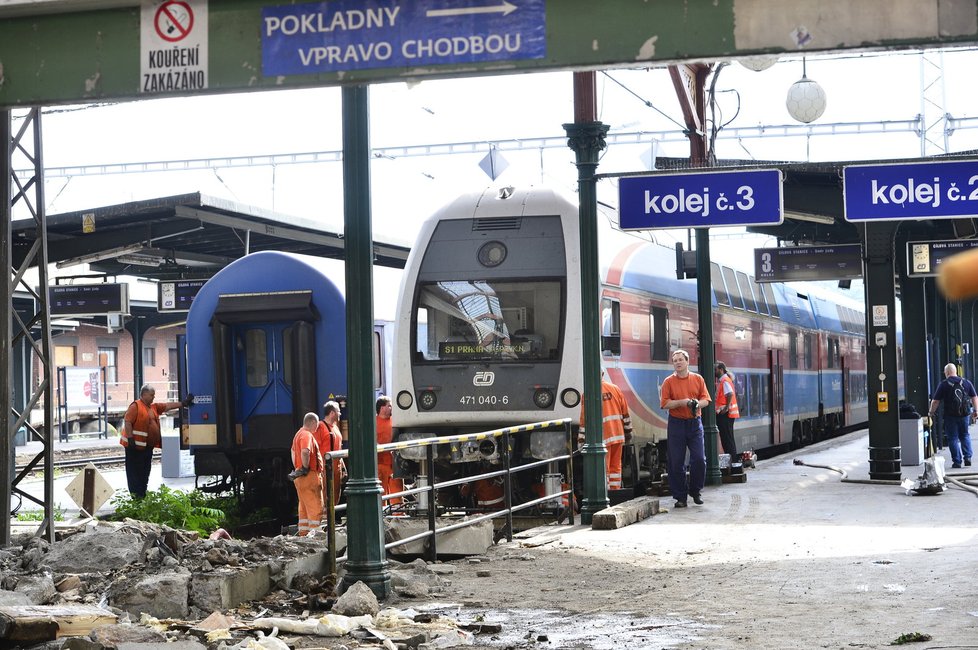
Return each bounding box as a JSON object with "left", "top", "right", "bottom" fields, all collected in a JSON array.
[{"left": 183, "top": 251, "right": 350, "bottom": 494}]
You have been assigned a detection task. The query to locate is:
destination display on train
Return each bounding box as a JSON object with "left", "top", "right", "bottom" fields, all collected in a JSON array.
[
  {"left": 754, "top": 244, "right": 863, "bottom": 283},
  {"left": 158, "top": 279, "right": 206, "bottom": 313},
  {"left": 844, "top": 159, "right": 978, "bottom": 221},
  {"left": 907, "top": 239, "right": 978, "bottom": 277},
  {"left": 618, "top": 168, "right": 783, "bottom": 229},
  {"left": 261, "top": 0, "right": 546, "bottom": 76},
  {"left": 439, "top": 341, "right": 531, "bottom": 359},
  {"left": 49, "top": 283, "right": 129, "bottom": 317}
]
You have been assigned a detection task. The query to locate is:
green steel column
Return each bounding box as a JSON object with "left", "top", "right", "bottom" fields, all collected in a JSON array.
[
  {"left": 696, "top": 230, "right": 721, "bottom": 486},
  {"left": 564, "top": 72, "right": 609, "bottom": 524},
  {"left": 339, "top": 85, "right": 390, "bottom": 599},
  {"left": 1, "top": 110, "right": 12, "bottom": 546}
]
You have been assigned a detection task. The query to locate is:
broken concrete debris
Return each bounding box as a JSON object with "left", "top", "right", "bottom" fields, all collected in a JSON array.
[{"left": 0, "top": 519, "right": 500, "bottom": 649}]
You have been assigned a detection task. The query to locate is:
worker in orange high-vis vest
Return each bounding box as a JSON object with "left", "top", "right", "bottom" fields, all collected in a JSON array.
[
  {"left": 579, "top": 371, "right": 634, "bottom": 490},
  {"left": 122, "top": 384, "right": 190, "bottom": 498},
  {"left": 460, "top": 475, "right": 506, "bottom": 511},
  {"left": 715, "top": 361, "right": 740, "bottom": 463},
  {"left": 314, "top": 400, "right": 346, "bottom": 509},
  {"left": 375, "top": 395, "right": 404, "bottom": 509},
  {"left": 289, "top": 412, "right": 324, "bottom": 537}
]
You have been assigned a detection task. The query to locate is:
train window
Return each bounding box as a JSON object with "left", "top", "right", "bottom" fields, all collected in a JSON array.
[
  {"left": 827, "top": 337, "right": 840, "bottom": 369},
  {"left": 752, "top": 277, "right": 769, "bottom": 315},
  {"left": 649, "top": 306, "right": 669, "bottom": 361},
  {"left": 736, "top": 271, "right": 757, "bottom": 312},
  {"left": 711, "top": 263, "right": 730, "bottom": 306},
  {"left": 602, "top": 298, "right": 621, "bottom": 356},
  {"left": 415, "top": 279, "right": 562, "bottom": 362},
  {"left": 722, "top": 267, "right": 745, "bottom": 309},
  {"left": 373, "top": 331, "right": 382, "bottom": 391},
  {"left": 245, "top": 329, "right": 268, "bottom": 387},
  {"left": 804, "top": 333, "right": 814, "bottom": 370},
  {"left": 788, "top": 330, "right": 799, "bottom": 369},
  {"left": 760, "top": 283, "right": 779, "bottom": 317}
]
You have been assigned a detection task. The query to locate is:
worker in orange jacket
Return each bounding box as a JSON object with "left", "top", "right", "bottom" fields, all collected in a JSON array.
[
  {"left": 579, "top": 371, "right": 634, "bottom": 490},
  {"left": 289, "top": 412, "right": 323, "bottom": 537},
  {"left": 460, "top": 475, "right": 506, "bottom": 510},
  {"left": 375, "top": 395, "right": 404, "bottom": 508},
  {"left": 715, "top": 361, "right": 741, "bottom": 462},
  {"left": 314, "top": 400, "right": 346, "bottom": 507},
  {"left": 122, "top": 384, "right": 189, "bottom": 498}
]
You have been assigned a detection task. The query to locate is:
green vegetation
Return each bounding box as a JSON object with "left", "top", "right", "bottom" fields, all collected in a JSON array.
[
  {"left": 15, "top": 504, "right": 66, "bottom": 522},
  {"left": 109, "top": 486, "right": 225, "bottom": 536},
  {"left": 891, "top": 632, "right": 932, "bottom": 645}
]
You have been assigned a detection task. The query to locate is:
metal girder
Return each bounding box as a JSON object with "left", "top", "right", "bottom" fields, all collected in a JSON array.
[
  {"left": 2, "top": 1, "right": 978, "bottom": 108},
  {"left": 2, "top": 108, "right": 55, "bottom": 545}
]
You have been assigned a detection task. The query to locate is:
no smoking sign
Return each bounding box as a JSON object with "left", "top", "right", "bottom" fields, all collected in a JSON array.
[{"left": 155, "top": 0, "right": 195, "bottom": 42}]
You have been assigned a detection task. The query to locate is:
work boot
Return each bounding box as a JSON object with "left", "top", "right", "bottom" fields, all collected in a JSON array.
[
  {"left": 952, "top": 463, "right": 962, "bottom": 469},
  {"left": 691, "top": 492, "right": 704, "bottom": 505},
  {"left": 674, "top": 500, "right": 687, "bottom": 508},
  {"left": 966, "top": 459, "right": 973, "bottom": 466}
]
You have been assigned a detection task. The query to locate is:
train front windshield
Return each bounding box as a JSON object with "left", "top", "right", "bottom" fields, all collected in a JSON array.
[{"left": 415, "top": 279, "right": 562, "bottom": 362}]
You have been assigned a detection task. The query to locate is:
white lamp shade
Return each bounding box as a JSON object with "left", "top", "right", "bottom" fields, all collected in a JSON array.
[
  {"left": 738, "top": 55, "right": 779, "bottom": 72},
  {"left": 786, "top": 77, "right": 827, "bottom": 123}
]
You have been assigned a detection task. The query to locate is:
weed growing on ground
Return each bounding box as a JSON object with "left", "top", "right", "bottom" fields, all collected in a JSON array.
[{"left": 108, "top": 486, "right": 225, "bottom": 536}]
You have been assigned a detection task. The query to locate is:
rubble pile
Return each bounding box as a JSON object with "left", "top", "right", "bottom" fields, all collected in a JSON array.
[{"left": 0, "top": 520, "right": 499, "bottom": 649}]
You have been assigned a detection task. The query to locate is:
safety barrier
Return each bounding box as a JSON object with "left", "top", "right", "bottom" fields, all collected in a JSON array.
[{"left": 320, "top": 418, "right": 575, "bottom": 574}]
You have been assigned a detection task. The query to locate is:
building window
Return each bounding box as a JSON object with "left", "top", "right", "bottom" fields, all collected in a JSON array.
[
  {"left": 142, "top": 346, "right": 156, "bottom": 367},
  {"left": 98, "top": 347, "right": 118, "bottom": 384},
  {"left": 54, "top": 345, "right": 76, "bottom": 367}
]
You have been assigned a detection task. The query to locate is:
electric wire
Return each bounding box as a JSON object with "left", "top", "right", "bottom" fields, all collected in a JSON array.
[{"left": 600, "top": 71, "right": 686, "bottom": 130}]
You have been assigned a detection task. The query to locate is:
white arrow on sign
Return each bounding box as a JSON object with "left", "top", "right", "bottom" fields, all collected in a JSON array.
[{"left": 427, "top": 1, "right": 518, "bottom": 18}]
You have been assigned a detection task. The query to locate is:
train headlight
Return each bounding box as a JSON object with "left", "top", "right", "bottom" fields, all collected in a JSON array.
[
  {"left": 560, "top": 388, "right": 581, "bottom": 408},
  {"left": 533, "top": 388, "right": 555, "bottom": 409},
  {"left": 477, "top": 241, "right": 507, "bottom": 268},
  {"left": 419, "top": 390, "right": 438, "bottom": 411},
  {"left": 396, "top": 391, "right": 413, "bottom": 410}
]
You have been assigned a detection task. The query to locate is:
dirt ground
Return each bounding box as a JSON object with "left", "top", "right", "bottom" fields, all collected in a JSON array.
[{"left": 427, "top": 431, "right": 978, "bottom": 649}]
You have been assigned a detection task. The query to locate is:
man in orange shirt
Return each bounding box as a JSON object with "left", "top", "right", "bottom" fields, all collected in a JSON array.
[
  {"left": 314, "top": 400, "right": 346, "bottom": 507},
  {"left": 578, "top": 371, "right": 633, "bottom": 490},
  {"left": 122, "top": 384, "right": 188, "bottom": 498},
  {"left": 375, "top": 395, "right": 403, "bottom": 508},
  {"left": 715, "top": 361, "right": 740, "bottom": 463},
  {"left": 660, "top": 349, "right": 711, "bottom": 509},
  {"left": 289, "top": 412, "right": 323, "bottom": 537}
]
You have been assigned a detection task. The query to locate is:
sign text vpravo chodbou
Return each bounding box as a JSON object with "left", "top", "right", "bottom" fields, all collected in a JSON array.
[
  {"left": 264, "top": 7, "right": 523, "bottom": 66},
  {"left": 641, "top": 185, "right": 757, "bottom": 218}
]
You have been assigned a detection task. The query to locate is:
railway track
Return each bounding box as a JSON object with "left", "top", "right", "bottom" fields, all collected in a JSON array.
[{"left": 15, "top": 450, "right": 133, "bottom": 475}]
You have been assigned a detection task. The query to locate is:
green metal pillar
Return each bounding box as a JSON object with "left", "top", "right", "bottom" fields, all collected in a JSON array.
[
  {"left": 564, "top": 72, "right": 609, "bottom": 524},
  {"left": 696, "top": 230, "right": 721, "bottom": 486},
  {"left": 339, "top": 85, "right": 390, "bottom": 598}
]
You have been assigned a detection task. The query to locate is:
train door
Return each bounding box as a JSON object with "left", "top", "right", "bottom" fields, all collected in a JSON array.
[
  {"left": 841, "top": 356, "right": 851, "bottom": 426},
  {"left": 232, "top": 323, "right": 295, "bottom": 433},
  {"left": 769, "top": 349, "right": 785, "bottom": 445}
]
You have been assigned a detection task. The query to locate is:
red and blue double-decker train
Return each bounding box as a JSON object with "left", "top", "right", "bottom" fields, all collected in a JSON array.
[{"left": 391, "top": 186, "right": 885, "bottom": 492}]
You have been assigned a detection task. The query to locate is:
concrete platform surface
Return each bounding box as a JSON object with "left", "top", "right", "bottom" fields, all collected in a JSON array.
[{"left": 439, "top": 429, "right": 978, "bottom": 650}]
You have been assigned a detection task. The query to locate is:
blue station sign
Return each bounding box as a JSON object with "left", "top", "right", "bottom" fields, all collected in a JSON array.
[
  {"left": 261, "top": 0, "right": 546, "bottom": 76},
  {"left": 618, "top": 169, "right": 783, "bottom": 230},
  {"left": 843, "top": 159, "right": 978, "bottom": 222}
]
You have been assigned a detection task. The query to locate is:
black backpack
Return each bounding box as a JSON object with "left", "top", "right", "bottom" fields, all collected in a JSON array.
[{"left": 947, "top": 379, "right": 971, "bottom": 417}]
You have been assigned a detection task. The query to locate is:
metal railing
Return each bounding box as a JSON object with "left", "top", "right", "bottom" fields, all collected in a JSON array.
[{"left": 320, "top": 418, "right": 575, "bottom": 574}]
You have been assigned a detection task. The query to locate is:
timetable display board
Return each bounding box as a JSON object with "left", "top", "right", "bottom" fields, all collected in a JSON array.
[
  {"left": 754, "top": 244, "right": 863, "bottom": 283},
  {"left": 49, "top": 283, "right": 129, "bottom": 316},
  {"left": 158, "top": 280, "right": 206, "bottom": 313},
  {"left": 907, "top": 240, "right": 978, "bottom": 277}
]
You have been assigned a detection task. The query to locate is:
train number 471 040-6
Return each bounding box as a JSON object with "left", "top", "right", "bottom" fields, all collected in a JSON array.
[{"left": 459, "top": 395, "right": 510, "bottom": 406}]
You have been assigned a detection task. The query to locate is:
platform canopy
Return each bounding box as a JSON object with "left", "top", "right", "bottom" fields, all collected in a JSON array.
[{"left": 11, "top": 192, "right": 410, "bottom": 281}]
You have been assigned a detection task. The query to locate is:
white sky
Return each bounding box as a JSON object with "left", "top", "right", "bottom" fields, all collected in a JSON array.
[{"left": 15, "top": 46, "right": 978, "bottom": 290}]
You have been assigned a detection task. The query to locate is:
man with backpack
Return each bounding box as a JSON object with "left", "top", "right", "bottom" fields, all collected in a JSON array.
[{"left": 928, "top": 363, "right": 978, "bottom": 469}]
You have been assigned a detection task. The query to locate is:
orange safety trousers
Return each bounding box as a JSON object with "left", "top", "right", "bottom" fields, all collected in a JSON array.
[
  {"left": 294, "top": 471, "right": 323, "bottom": 536},
  {"left": 606, "top": 441, "right": 624, "bottom": 490},
  {"left": 378, "top": 456, "right": 404, "bottom": 507}
]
